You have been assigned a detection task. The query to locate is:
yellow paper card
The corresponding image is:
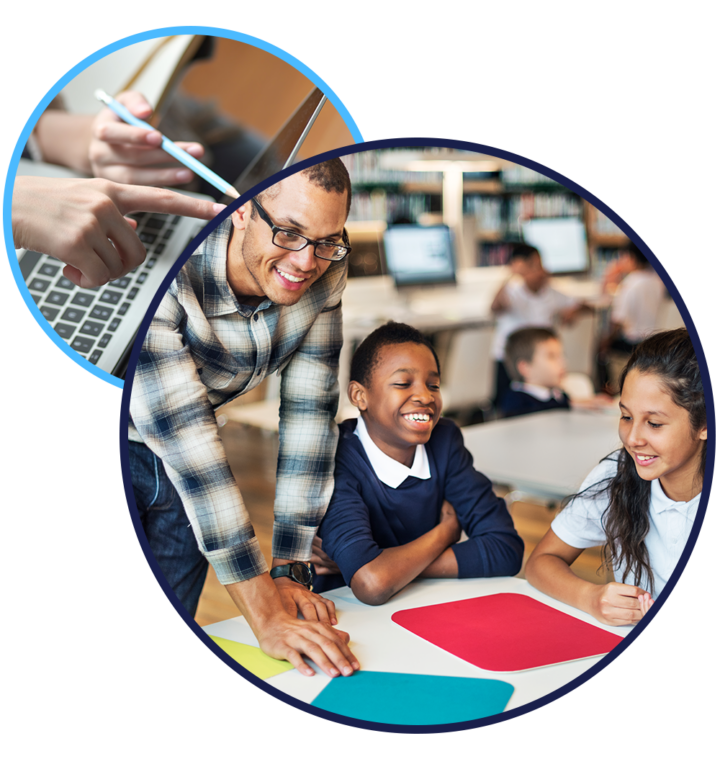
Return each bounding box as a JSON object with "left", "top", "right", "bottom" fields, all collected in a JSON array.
[{"left": 209, "top": 635, "right": 294, "bottom": 679}]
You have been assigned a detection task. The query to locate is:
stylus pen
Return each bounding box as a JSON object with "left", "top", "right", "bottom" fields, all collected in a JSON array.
[{"left": 94, "top": 89, "right": 241, "bottom": 199}]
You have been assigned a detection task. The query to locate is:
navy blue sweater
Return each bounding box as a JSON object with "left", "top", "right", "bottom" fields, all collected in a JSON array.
[
  {"left": 316, "top": 418, "right": 524, "bottom": 592},
  {"left": 500, "top": 388, "right": 570, "bottom": 419}
]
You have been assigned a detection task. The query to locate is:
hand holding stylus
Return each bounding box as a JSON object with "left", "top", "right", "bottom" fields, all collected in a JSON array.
[{"left": 89, "top": 91, "right": 207, "bottom": 188}]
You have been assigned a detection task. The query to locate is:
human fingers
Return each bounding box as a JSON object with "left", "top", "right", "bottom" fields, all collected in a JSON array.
[
  {"left": 114, "top": 90, "right": 154, "bottom": 118},
  {"left": 295, "top": 624, "right": 359, "bottom": 677},
  {"left": 594, "top": 584, "right": 642, "bottom": 624},
  {"left": 93, "top": 119, "right": 163, "bottom": 148},
  {"left": 57, "top": 219, "right": 128, "bottom": 287},
  {"left": 441, "top": 500, "right": 457, "bottom": 518},
  {"left": 292, "top": 588, "right": 337, "bottom": 626},
  {"left": 262, "top": 619, "right": 356, "bottom": 677},
  {"left": 89, "top": 140, "right": 206, "bottom": 187},
  {"left": 111, "top": 184, "right": 225, "bottom": 221},
  {"left": 281, "top": 646, "right": 316, "bottom": 677},
  {"left": 311, "top": 593, "right": 338, "bottom": 626},
  {"left": 639, "top": 593, "right": 654, "bottom": 617},
  {"left": 612, "top": 584, "right": 649, "bottom": 601}
]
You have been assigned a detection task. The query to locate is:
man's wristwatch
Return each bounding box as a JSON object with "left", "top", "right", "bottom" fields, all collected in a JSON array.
[{"left": 270, "top": 562, "right": 313, "bottom": 590}]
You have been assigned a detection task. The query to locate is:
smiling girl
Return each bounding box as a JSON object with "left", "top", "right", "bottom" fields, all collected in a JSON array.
[{"left": 525, "top": 328, "right": 707, "bottom": 626}]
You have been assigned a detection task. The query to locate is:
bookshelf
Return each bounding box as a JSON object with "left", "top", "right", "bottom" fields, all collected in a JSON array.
[{"left": 343, "top": 148, "right": 630, "bottom": 275}]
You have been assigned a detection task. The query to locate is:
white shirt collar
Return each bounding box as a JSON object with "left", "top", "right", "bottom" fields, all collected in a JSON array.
[
  {"left": 510, "top": 381, "right": 565, "bottom": 402},
  {"left": 650, "top": 478, "right": 702, "bottom": 515},
  {"left": 354, "top": 415, "right": 431, "bottom": 489}
]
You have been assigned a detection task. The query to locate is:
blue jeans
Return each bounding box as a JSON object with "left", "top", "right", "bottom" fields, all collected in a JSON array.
[{"left": 128, "top": 441, "right": 208, "bottom": 617}]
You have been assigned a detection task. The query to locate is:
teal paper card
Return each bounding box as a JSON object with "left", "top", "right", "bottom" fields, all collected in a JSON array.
[{"left": 310, "top": 671, "right": 514, "bottom": 725}]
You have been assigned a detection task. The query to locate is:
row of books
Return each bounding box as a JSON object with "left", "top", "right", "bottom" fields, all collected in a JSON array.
[
  {"left": 347, "top": 190, "right": 434, "bottom": 223},
  {"left": 343, "top": 150, "right": 443, "bottom": 185}
]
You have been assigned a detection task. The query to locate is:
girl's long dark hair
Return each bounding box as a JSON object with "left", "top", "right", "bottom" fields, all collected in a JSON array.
[{"left": 564, "top": 328, "right": 706, "bottom": 592}]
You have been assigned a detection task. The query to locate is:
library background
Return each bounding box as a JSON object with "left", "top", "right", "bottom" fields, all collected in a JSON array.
[{"left": 196, "top": 146, "right": 685, "bottom": 626}]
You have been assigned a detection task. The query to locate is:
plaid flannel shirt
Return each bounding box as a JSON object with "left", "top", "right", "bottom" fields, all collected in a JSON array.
[{"left": 129, "top": 218, "right": 346, "bottom": 584}]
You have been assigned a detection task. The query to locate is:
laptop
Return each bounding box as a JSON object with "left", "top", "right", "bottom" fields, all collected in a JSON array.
[
  {"left": 16, "top": 88, "right": 328, "bottom": 379},
  {"left": 382, "top": 223, "right": 457, "bottom": 290}
]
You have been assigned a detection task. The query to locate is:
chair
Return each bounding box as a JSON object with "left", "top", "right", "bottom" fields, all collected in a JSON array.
[
  {"left": 439, "top": 325, "right": 496, "bottom": 420},
  {"left": 561, "top": 372, "right": 595, "bottom": 401},
  {"left": 556, "top": 312, "right": 598, "bottom": 378}
]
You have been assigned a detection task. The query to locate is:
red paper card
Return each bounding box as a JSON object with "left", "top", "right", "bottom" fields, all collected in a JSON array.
[{"left": 392, "top": 593, "right": 624, "bottom": 671}]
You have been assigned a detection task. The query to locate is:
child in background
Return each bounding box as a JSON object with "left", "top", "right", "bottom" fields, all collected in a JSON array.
[
  {"left": 525, "top": 328, "right": 706, "bottom": 626},
  {"left": 315, "top": 322, "right": 524, "bottom": 604},
  {"left": 500, "top": 327, "right": 571, "bottom": 418},
  {"left": 599, "top": 243, "right": 668, "bottom": 392},
  {"left": 490, "top": 242, "right": 584, "bottom": 406},
  {"left": 500, "top": 326, "right": 611, "bottom": 418}
]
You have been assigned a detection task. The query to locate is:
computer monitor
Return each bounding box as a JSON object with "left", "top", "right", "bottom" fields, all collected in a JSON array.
[
  {"left": 521, "top": 218, "right": 589, "bottom": 275},
  {"left": 383, "top": 225, "right": 456, "bottom": 288}
]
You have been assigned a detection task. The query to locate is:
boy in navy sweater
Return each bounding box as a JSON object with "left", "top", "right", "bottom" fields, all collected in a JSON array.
[
  {"left": 499, "top": 327, "right": 571, "bottom": 419},
  {"left": 315, "top": 322, "right": 523, "bottom": 604}
]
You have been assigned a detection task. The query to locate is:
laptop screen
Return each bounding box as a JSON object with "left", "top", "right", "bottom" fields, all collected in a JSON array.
[{"left": 383, "top": 225, "right": 456, "bottom": 288}]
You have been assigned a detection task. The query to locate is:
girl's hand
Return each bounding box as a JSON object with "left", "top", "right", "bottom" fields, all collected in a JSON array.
[
  {"left": 638, "top": 592, "right": 655, "bottom": 617},
  {"left": 588, "top": 582, "right": 649, "bottom": 626}
]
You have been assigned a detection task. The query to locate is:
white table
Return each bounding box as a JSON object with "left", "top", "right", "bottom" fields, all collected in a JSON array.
[
  {"left": 203, "top": 577, "right": 630, "bottom": 721},
  {"left": 462, "top": 409, "right": 621, "bottom": 500}
]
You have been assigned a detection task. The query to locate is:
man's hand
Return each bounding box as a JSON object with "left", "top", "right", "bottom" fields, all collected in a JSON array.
[
  {"left": 12, "top": 176, "right": 224, "bottom": 288},
  {"left": 89, "top": 91, "right": 206, "bottom": 187},
  {"left": 310, "top": 535, "right": 341, "bottom": 576},
  {"left": 225, "top": 574, "right": 360, "bottom": 678},
  {"left": 274, "top": 576, "right": 339, "bottom": 626}
]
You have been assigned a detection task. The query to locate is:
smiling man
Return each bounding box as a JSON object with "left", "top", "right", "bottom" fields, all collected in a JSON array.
[{"left": 128, "top": 159, "right": 359, "bottom": 678}]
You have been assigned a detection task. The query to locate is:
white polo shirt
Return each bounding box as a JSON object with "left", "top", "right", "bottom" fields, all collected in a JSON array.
[
  {"left": 493, "top": 280, "right": 578, "bottom": 360},
  {"left": 354, "top": 415, "right": 431, "bottom": 489},
  {"left": 612, "top": 269, "right": 666, "bottom": 343},
  {"left": 551, "top": 452, "right": 700, "bottom": 598}
]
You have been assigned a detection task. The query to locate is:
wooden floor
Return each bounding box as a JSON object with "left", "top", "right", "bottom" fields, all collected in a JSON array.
[{"left": 195, "top": 421, "right": 610, "bottom": 627}]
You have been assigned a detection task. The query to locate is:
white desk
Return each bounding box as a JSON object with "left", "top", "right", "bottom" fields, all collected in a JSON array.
[
  {"left": 203, "top": 577, "right": 630, "bottom": 721},
  {"left": 462, "top": 410, "right": 621, "bottom": 499},
  {"left": 342, "top": 268, "right": 606, "bottom": 341}
]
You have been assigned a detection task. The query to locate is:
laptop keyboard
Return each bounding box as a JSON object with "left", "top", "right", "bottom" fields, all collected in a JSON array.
[{"left": 20, "top": 212, "right": 184, "bottom": 369}]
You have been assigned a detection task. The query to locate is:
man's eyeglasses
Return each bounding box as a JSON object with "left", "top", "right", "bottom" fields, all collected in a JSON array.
[{"left": 251, "top": 198, "right": 351, "bottom": 262}]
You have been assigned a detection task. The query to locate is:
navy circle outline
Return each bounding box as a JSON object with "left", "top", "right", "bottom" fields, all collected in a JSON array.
[{"left": 119, "top": 136, "right": 715, "bottom": 734}]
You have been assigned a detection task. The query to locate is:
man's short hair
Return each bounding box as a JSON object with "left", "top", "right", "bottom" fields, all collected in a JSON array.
[
  {"left": 508, "top": 242, "right": 541, "bottom": 263},
  {"left": 624, "top": 241, "right": 650, "bottom": 268},
  {"left": 256, "top": 158, "right": 352, "bottom": 216},
  {"left": 350, "top": 321, "right": 441, "bottom": 388},
  {"left": 504, "top": 326, "right": 558, "bottom": 381}
]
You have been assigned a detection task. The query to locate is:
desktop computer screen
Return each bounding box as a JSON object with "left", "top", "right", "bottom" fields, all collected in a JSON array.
[
  {"left": 521, "top": 218, "right": 589, "bottom": 274},
  {"left": 383, "top": 225, "right": 456, "bottom": 288}
]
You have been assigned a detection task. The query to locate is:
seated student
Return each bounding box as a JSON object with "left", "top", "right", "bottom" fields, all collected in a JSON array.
[
  {"left": 490, "top": 242, "right": 584, "bottom": 407},
  {"left": 315, "top": 322, "right": 524, "bottom": 604},
  {"left": 525, "top": 328, "right": 706, "bottom": 626},
  {"left": 599, "top": 243, "right": 667, "bottom": 392},
  {"left": 500, "top": 327, "right": 571, "bottom": 418}
]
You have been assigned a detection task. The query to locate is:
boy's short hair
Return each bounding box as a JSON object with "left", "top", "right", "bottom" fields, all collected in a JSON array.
[
  {"left": 504, "top": 326, "right": 558, "bottom": 381},
  {"left": 350, "top": 321, "right": 441, "bottom": 387},
  {"left": 508, "top": 242, "right": 541, "bottom": 263}
]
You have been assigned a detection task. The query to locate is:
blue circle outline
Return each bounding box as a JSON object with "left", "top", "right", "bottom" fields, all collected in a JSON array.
[
  {"left": 119, "top": 136, "right": 714, "bottom": 733},
  {"left": 3, "top": 25, "right": 363, "bottom": 390}
]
